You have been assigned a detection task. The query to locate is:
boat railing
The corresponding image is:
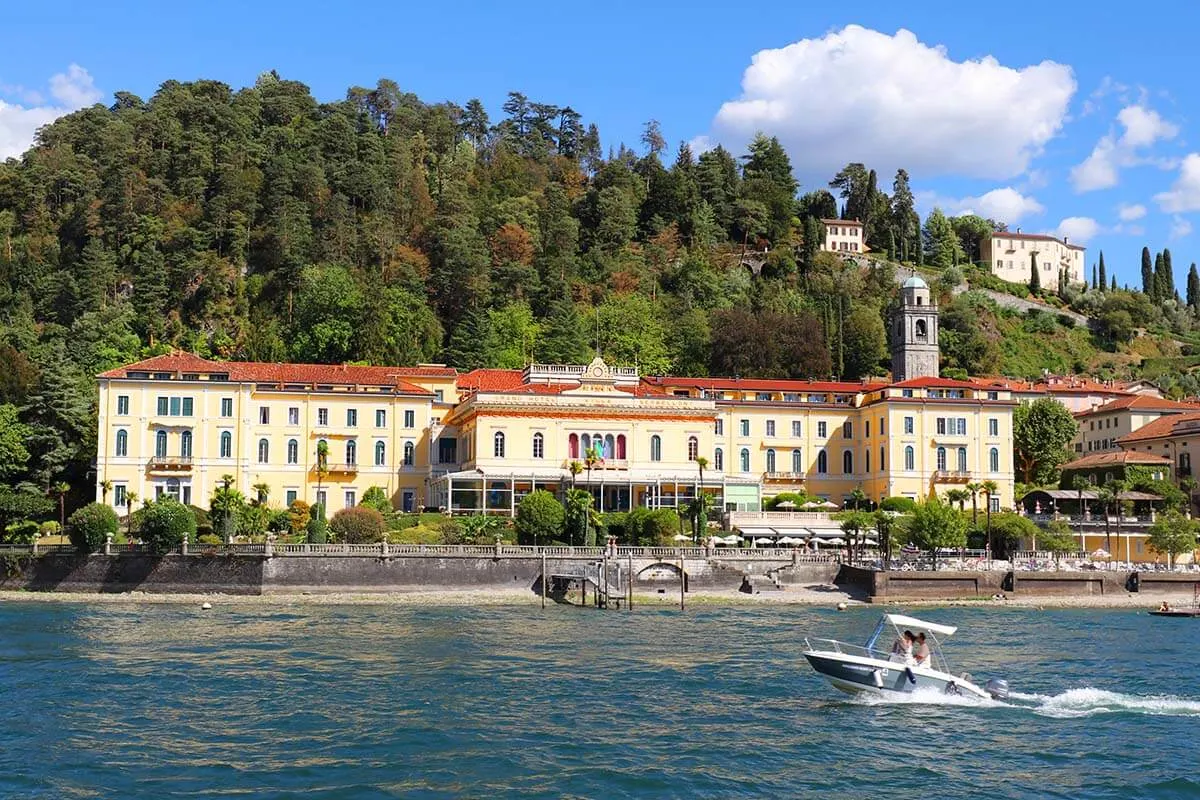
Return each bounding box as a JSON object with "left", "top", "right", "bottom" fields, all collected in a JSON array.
[{"left": 802, "top": 637, "right": 888, "bottom": 661}]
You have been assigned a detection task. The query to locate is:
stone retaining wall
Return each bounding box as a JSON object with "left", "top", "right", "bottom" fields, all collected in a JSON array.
[{"left": 838, "top": 566, "right": 1137, "bottom": 601}]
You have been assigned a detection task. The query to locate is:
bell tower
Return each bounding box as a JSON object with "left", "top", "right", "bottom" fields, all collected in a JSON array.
[{"left": 891, "top": 274, "right": 939, "bottom": 382}]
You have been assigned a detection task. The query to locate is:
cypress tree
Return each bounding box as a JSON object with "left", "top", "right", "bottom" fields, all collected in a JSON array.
[
  {"left": 1098, "top": 251, "right": 1106, "bottom": 292},
  {"left": 1029, "top": 251, "right": 1041, "bottom": 294},
  {"left": 1141, "top": 246, "right": 1154, "bottom": 297},
  {"left": 1112, "top": 276, "right": 1117, "bottom": 291},
  {"left": 1163, "top": 248, "right": 1176, "bottom": 301},
  {"left": 1188, "top": 263, "right": 1200, "bottom": 312},
  {"left": 1092, "top": 264, "right": 1098, "bottom": 290}
]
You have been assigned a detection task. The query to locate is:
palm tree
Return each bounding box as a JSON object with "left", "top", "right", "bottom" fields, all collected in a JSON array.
[
  {"left": 53, "top": 482, "right": 69, "bottom": 530},
  {"left": 1180, "top": 476, "right": 1198, "bottom": 516},
  {"left": 315, "top": 441, "right": 329, "bottom": 507},
  {"left": 100, "top": 479, "right": 113, "bottom": 505},
  {"left": 584, "top": 445, "right": 600, "bottom": 512},
  {"left": 945, "top": 488, "right": 970, "bottom": 512},
  {"left": 1095, "top": 485, "right": 1114, "bottom": 554},
  {"left": 981, "top": 480, "right": 999, "bottom": 559},
  {"left": 568, "top": 460, "right": 583, "bottom": 490},
  {"left": 1071, "top": 475, "right": 1090, "bottom": 520},
  {"left": 252, "top": 482, "right": 270, "bottom": 506},
  {"left": 965, "top": 482, "right": 982, "bottom": 526},
  {"left": 695, "top": 456, "right": 709, "bottom": 539},
  {"left": 125, "top": 492, "right": 139, "bottom": 538},
  {"left": 848, "top": 486, "right": 867, "bottom": 511},
  {"left": 1105, "top": 478, "right": 1128, "bottom": 560}
]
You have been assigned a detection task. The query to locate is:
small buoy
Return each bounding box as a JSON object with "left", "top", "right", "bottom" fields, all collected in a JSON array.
[
  {"left": 200, "top": 602, "right": 212, "bottom": 610},
  {"left": 836, "top": 602, "right": 848, "bottom": 611}
]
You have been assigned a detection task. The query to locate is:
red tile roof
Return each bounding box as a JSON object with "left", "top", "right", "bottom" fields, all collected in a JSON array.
[
  {"left": 100, "top": 353, "right": 433, "bottom": 395},
  {"left": 643, "top": 376, "right": 869, "bottom": 393},
  {"left": 887, "top": 376, "right": 981, "bottom": 390},
  {"left": 968, "top": 375, "right": 1133, "bottom": 396},
  {"left": 1062, "top": 450, "right": 1172, "bottom": 469},
  {"left": 1117, "top": 412, "right": 1200, "bottom": 444},
  {"left": 1075, "top": 395, "right": 1200, "bottom": 417},
  {"left": 391, "top": 365, "right": 458, "bottom": 378}
]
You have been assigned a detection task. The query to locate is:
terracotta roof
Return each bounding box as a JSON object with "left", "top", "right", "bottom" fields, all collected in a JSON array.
[
  {"left": 391, "top": 365, "right": 458, "bottom": 378},
  {"left": 643, "top": 376, "right": 869, "bottom": 393},
  {"left": 1061, "top": 451, "right": 1172, "bottom": 469},
  {"left": 100, "top": 353, "right": 433, "bottom": 395},
  {"left": 1075, "top": 395, "right": 1200, "bottom": 417},
  {"left": 456, "top": 369, "right": 526, "bottom": 392},
  {"left": 887, "top": 376, "right": 982, "bottom": 390},
  {"left": 1117, "top": 412, "right": 1200, "bottom": 444},
  {"left": 967, "top": 375, "right": 1132, "bottom": 396},
  {"left": 990, "top": 231, "right": 1086, "bottom": 251}
]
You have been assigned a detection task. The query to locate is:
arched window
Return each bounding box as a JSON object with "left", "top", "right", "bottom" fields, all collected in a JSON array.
[
  {"left": 792, "top": 449, "right": 802, "bottom": 473},
  {"left": 739, "top": 448, "right": 750, "bottom": 473},
  {"left": 115, "top": 429, "right": 128, "bottom": 457},
  {"left": 904, "top": 446, "right": 915, "bottom": 471},
  {"left": 375, "top": 441, "right": 386, "bottom": 466},
  {"left": 714, "top": 448, "right": 724, "bottom": 471},
  {"left": 915, "top": 319, "right": 927, "bottom": 339},
  {"left": 220, "top": 431, "right": 232, "bottom": 459},
  {"left": 493, "top": 431, "right": 506, "bottom": 458},
  {"left": 879, "top": 444, "right": 885, "bottom": 471},
  {"left": 989, "top": 447, "right": 1000, "bottom": 473},
  {"left": 568, "top": 433, "right": 579, "bottom": 458},
  {"left": 258, "top": 438, "right": 270, "bottom": 464},
  {"left": 287, "top": 438, "right": 298, "bottom": 464},
  {"left": 766, "top": 449, "right": 776, "bottom": 473},
  {"left": 346, "top": 440, "right": 357, "bottom": 465},
  {"left": 843, "top": 450, "right": 853, "bottom": 475},
  {"left": 180, "top": 430, "right": 192, "bottom": 459},
  {"left": 817, "top": 450, "right": 828, "bottom": 474},
  {"left": 936, "top": 446, "right": 947, "bottom": 472},
  {"left": 155, "top": 430, "right": 168, "bottom": 458},
  {"left": 687, "top": 436, "right": 699, "bottom": 461},
  {"left": 616, "top": 435, "right": 627, "bottom": 459},
  {"left": 604, "top": 434, "right": 615, "bottom": 458},
  {"left": 580, "top": 433, "right": 591, "bottom": 454},
  {"left": 866, "top": 449, "right": 871, "bottom": 473},
  {"left": 532, "top": 432, "right": 545, "bottom": 459},
  {"left": 403, "top": 441, "right": 414, "bottom": 466},
  {"left": 650, "top": 435, "right": 662, "bottom": 462},
  {"left": 957, "top": 447, "right": 968, "bottom": 473},
  {"left": 1181, "top": 452, "right": 1191, "bottom": 471}
]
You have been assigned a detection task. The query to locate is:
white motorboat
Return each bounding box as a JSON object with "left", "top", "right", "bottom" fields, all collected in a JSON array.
[{"left": 803, "top": 613, "right": 1008, "bottom": 700}]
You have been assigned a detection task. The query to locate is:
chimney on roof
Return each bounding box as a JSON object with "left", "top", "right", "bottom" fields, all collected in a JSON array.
[
  {"left": 1016, "top": 227, "right": 1021, "bottom": 234},
  {"left": 1063, "top": 236, "right": 1069, "bottom": 245}
]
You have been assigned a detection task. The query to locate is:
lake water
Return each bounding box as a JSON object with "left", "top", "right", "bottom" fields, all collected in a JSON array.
[{"left": 2, "top": 600, "right": 1198, "bottom": 799}]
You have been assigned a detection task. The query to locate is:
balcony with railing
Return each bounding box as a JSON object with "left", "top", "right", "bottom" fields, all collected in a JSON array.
[
  {"left": 933, "top": 470, "right": 971, "bottom": 483},
  {"left": 147, "top": 455, "right": 192, "bottom": 472},
  {"left": 763, "top": 471, "right": 805, "bottom": 482},
  {"left": 314, "top": 462, "right": 358, "bottom": 475}
]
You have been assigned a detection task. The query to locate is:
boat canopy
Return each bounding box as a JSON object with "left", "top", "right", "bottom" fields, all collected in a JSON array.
[{"left": 884, "top": 613, "right": 957, "bottom": 637}]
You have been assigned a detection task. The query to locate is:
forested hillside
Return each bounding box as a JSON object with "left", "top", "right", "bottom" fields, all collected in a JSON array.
[{"left": 0, "top": 71, "right": 1197, "bottom": 513}]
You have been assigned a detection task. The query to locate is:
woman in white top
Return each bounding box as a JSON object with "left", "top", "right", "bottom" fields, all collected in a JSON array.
[{"left": 890, "top": 630, "right": 915, "bottom": 665}]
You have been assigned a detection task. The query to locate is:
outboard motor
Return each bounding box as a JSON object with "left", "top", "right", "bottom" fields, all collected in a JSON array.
[{"left": 984, "top": 678, "right": 1009, "bottom": 700}]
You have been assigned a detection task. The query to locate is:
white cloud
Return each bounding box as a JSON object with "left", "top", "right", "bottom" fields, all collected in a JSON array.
[
  {"left": 0, "top": 64, "right": 100, "bottom": 160},
  {"left": 1053, "top": 216, "right": 1102, "bottom": 243},
  {"left": 702, "top": 25, "right": 1075, "bottom": 181},
  {"left": 1116, "top": 203, "right": 1147, "bottom": 221},
  {"left": 1170, "top": 216, "right": 1193, "bottom": 240},
  {"left": 1070, "top": 103, "right": 1179, "bottom": 192},
  {"left": 1155, "top": 153, "right": 1200, "bottom": 212},
  {"left": 926, "top": 186, "right": 1045, "bottom": 226}
]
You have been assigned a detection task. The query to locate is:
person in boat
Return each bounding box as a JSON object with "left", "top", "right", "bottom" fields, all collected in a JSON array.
[
  {"left": 890, "top": 630, "right": 915, "bottom": 664},
  {"left": 913, "top": 632, "right": 932, "bottom": 668},
  {"left": 1159, "top": 600, "right": 1171, "bottom": 612}
]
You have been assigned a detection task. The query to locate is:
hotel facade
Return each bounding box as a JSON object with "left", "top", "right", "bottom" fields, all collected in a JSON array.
[{"left": 94, "top": 279, "right": 1016, "bottom": 517}]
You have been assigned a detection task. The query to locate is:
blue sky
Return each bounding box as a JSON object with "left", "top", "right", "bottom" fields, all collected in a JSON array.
[{"left": 4, "top": 0, "right": 1200, "bottom": 288}]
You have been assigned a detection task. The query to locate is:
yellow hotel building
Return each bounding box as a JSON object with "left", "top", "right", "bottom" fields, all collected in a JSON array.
[{"left": 94, "top": 278, "right": 1015, "bottom": 516}]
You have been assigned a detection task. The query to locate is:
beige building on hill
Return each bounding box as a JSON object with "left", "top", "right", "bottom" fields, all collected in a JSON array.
[
  {"left": 982, "top": 231, "right": 1085, "bottom": 290},
  {"left": 821, "top": 219, "right": 867, "bottom": 254},
  {"left": 1073, "top": 395, "right": 1200, "bottom": 456}
]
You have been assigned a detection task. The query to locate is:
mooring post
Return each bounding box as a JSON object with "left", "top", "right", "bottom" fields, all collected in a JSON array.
[
  {"left": 679, "top": 552, "right": 685, "bottom": 612},
  {"left": 602, "top": 550, "right": 609, "bottom": 610},
  {"left": 541, "top": 550, "right": 547, "bottom": 609},
  {"left": 628, "top": 552, "right": 634, "bottom": 610}
]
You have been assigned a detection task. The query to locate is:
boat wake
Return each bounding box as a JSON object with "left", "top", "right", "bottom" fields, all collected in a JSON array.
[
  {"left": 1009, "top": 688, "right": 1200, "bottom": 718},
  {"left": 848, "top": 687, "right": 1200, "bottom": 717}
]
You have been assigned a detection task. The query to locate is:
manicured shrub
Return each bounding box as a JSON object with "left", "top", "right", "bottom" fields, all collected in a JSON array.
[
  {"left": 360, "top": 486, "right": 393, "bottom": 515},
  {"left": 138, "top": 499, "right": 197, "bottom": 555},
  {"left": 515, "top": 490, "right": 564, "bottom": 545},
  {"left": 289, "top": 499, "right": 311, "bottom": 537},
  {"left": 67, "top": 503, "right": 119, "bottom": 553},
  {"left": 4, "top": 520, "right": 39, "bottom": 544},
  {"left": 268, "top": 509, "right": 292, "bottom": 533},
  {"left": 880, "top": 497, "right": 918, "bottom": 514},
  {"left": 197, "top": 533, "right": 223, "bottom": 547},
  {"left": 330, "top": 506, "right": 387, "bottom": 544},
  {"left": 39, "top": 521, "right": 61, "bottom": 537},
  {"left": 306, "top": 502, "right": 327, "bottom": 544}
]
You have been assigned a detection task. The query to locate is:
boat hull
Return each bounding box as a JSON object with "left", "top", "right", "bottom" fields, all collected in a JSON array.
[{"left": 803, "top": 651, "right": 989, "bottom": 700}]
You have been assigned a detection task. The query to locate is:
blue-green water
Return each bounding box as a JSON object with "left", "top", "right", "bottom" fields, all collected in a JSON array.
[{"left": 2, "top": 600, "right": 1198, "bottom": 799}]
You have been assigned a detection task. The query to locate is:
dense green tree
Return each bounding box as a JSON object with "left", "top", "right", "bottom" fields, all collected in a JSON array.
[
  {"left": 923, "top": 208, "right": 958, "bottom": 269},
  {"left": 741, "top": 134, "right": 797, "bottom": 245},
  {"left": 841, "top": 304, "right": 887, "bottom": 379},
  {"left": 905, "top": 497, "right": 966, "bottom": 569},
  {"left": 1188, "top": 263, "right": 1200, "bottom": 312},
  {"left": 1141, "top": 246, "right": 1154, "bottom": 297},
  {"left": 1098, "top": 251, "right": 1107, "bottom": 292},
  {"left": 890, "top": 169, "right": 918, "bottom": 262},
  {"left": 138, "top": 498, "right": 197, "bottom": 554},
  {"left": 1029, "top": 250, "right": 1040, "bottom": 294},
  {"left": 0, "top": 404, "right": 31, "bottom": 482},
  {"left": 68, "top": 502, "right": 119, "bottom": 553},
  {"left": 1147, "top": 511, "right": 1198, "bottom": 567},
  {"left": 514, "top": 490, "right": 565, "bottom": 545},
  {"left": 1014, "top": 397, "right": 1078, "bottom": 485}
]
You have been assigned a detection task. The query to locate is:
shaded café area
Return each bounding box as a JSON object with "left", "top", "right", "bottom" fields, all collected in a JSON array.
[{"left": 1019, "top": 489, "right": 1166, "bottom": 524}]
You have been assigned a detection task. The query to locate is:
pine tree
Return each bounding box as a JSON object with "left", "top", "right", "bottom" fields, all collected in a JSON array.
[
  {"left": 1141, "top": 246, "right": 1154, "bottom": 297},
  {"left": 1098, "top": 251, "right": 1106, "bottom": 292},
  {"left": 1188, "top": 263, "right": 1200, "bottom": 312},
  {"left": 539, "top": 300, "right": 590, "bottom": 364},
  {"left": 1029, "top": 251, "right": 1041, "bottom": 294}
]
